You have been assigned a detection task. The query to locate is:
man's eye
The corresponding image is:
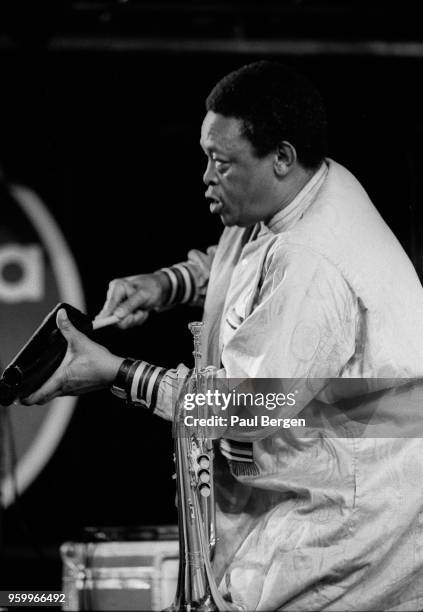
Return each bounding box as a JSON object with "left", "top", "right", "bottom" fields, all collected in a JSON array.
[{"left": 214, "top": 158, "right": 230, "bottom": 170}]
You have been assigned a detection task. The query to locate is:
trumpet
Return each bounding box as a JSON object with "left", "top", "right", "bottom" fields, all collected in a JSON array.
[{"left": 169, "top": 321, "right": 232, "bottom": 612}]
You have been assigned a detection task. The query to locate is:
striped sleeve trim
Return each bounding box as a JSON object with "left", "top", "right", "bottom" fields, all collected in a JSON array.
[
  {"left": 172, "top": 263, "right": 195, "bottom": 303},
  {"left": 130, "top": 361, "right": 149, "bottom": 403},
  {"left": 139, "top": 364, "right": 154, "bottom": 398},
  {"left": 219, "top": 439, "right": 254, "bottom": 463},
  {"left": 160, "top": 268, "right": 178, "bottom": 304},
  {"left": 160, "top": 263, "right": 196, "bottom": 306},
  {"left": 129, "top": 360, "right": 167, "bottom": 411},
  {"left": 146, "top": 366, "right": 166, "bottom": 406},
  {"left": 219, "top": 438, "right": 259, "bottom": 477},
  {"left": 171, "top": 267, "right": 185, "bottom": 304}
]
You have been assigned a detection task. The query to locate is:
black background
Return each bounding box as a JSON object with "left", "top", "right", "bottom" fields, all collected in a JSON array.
[{"left": 2, "top": 4, "right": 423, "bottom": 591}]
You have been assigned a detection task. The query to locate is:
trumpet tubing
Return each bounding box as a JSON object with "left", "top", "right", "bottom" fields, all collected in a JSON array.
[{"left": 169, "top": 322, "right": 231, "bottom": 612}]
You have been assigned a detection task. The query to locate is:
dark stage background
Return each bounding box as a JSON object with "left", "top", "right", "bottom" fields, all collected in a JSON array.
[{"left": 1, "top": 0, "right": 423, "bottom": 594}]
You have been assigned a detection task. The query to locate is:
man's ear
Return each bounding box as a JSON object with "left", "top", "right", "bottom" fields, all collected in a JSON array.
[{"left": 273, "top": 141, "right": 297, "bottom": 177}]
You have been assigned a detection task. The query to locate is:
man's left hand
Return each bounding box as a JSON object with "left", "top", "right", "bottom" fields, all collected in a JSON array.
[{"left": 21, "top": 308, "right": 125, "bottom": 405}]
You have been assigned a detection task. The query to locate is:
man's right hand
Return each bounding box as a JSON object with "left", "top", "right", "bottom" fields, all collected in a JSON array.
[{"left": 95, "top": 272, "right": 170, "bottom": 330}]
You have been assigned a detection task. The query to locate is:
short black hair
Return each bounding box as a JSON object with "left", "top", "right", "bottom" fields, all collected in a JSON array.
[{"left": 206, "top": 61, "right": 327, "bottom": 169}]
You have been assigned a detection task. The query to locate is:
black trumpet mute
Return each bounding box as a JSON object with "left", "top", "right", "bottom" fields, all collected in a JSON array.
[{"left": 0, "top": 303, "right": 93, "bottom": 407}]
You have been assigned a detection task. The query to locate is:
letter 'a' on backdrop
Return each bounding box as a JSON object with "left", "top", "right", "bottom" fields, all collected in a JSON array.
[{"left": 0, "top": 185, "right": 84, "bottom": 507}]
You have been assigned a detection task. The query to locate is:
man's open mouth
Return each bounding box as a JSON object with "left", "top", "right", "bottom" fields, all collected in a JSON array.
[
  {"left": 209, "top": 200, "right": 223, "bottom": 214},
  {"left": 206, "top": 194, "right": 223, "bottom": 213}
]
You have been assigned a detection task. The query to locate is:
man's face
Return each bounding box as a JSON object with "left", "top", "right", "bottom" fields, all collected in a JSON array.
[{"left": 200, "top": 111, "right": 277, "bottom": 227}]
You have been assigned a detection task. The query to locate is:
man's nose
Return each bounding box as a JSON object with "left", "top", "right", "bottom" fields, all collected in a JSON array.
[{"left": 203, "top": 160, "right": 217, "bottom": 185}]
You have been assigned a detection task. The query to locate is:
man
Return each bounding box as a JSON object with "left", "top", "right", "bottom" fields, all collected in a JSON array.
[{"left": 23, "top": 62, "right": 423, "bottom": 610}]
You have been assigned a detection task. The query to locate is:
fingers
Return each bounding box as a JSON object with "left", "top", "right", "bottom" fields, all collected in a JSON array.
[
  {"left": 56, "top": 308, "right": 73, "bottom": 337},
  {"left": 21, "top": 369, "right": 65, "bottom": 405},
  {"left": 96, "top": 275, "right": 160, "bottom": 329},
  {"left": 21, "top": 309, "right": 88, "bottom": 405},
  {"left": 117, "top": 310, "right": 149, "bottom": 330},
  {"left": 56, "top": 308, "right": 85, "bottom": 344},
  {"left": 20, "top": 311, "right": 74, "bottom": 405},
  {"left": 96, "top": 279, "right": 137, "bottom": 320},
  {"left": 113, "top": 290, "right": 150, "bottom": 320}
]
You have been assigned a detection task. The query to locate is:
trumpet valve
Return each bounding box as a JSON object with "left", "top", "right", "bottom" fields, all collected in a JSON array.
[
  {"left": 197, "top": 454, "right": 210, "bottom": 469},
  {"left": 199, "top": 483, "right": 211, "bottom": 498}
]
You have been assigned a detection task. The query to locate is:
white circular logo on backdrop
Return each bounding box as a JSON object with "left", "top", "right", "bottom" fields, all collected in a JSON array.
[{"left": 0, "top": 184, "right": 84, "bottom": 507}]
